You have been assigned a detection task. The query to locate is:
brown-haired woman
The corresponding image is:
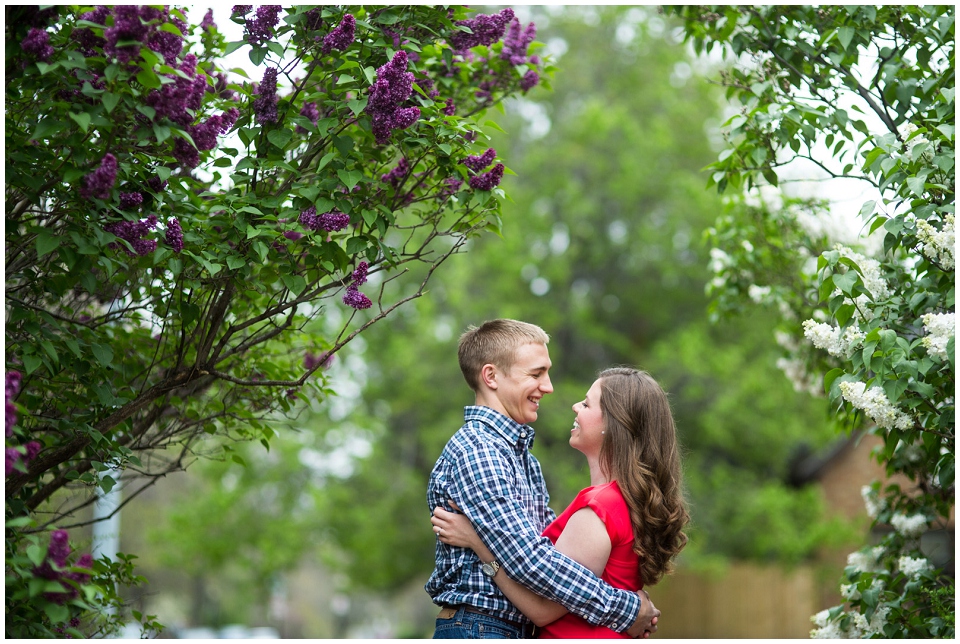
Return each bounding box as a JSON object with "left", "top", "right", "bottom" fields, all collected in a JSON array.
[{"left": 431, "top": 367, "right": 689, "bottom": 638}]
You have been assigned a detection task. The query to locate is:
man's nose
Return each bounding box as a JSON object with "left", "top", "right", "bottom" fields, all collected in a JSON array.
[{"left": 540, "top": 374, "right": 554, "bottom": 394}]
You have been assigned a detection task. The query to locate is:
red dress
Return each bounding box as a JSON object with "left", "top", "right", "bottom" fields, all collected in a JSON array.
[{"left": 538, "top": 481, "right": 642, "bottom": 639}]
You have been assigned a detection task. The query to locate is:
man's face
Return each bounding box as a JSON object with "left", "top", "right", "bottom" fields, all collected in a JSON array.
[{"left": 494, "top": 342, "right": 554, "bottom": 425}]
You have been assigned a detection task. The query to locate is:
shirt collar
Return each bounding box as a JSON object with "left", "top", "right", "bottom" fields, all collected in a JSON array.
[{"left": 464, "top": 405, "right": 536, "bottom": 450}]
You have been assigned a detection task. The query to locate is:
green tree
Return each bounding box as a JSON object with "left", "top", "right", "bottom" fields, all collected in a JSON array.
[
  {"left": 5, "top": 4, "right": 548, "bottom": 636},
  {"left": 670, "top": 5, "right": 954, "bottom": 637}
]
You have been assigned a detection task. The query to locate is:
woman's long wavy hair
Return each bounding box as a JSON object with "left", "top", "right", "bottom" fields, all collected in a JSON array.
[{"left": 597, "top": 367, "right": 689, "bottom": 586}]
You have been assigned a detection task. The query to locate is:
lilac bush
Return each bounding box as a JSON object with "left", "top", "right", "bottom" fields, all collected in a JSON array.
[{"left": 5, "top": 4, "right": 551, "bottom": 635}]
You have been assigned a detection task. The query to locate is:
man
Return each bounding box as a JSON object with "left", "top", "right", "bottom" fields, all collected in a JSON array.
[{"left": 425, "top": 319, "right": 659, "bottom": 638}]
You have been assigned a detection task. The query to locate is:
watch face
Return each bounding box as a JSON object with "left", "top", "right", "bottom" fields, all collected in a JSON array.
[{"left": 481, "top": 561, "right": 498, "bottom": 577}]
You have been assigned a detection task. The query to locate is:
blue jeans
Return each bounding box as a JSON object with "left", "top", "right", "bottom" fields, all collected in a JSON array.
[{"left": 433, "top": 606, "right": 533, "bottom": 639}]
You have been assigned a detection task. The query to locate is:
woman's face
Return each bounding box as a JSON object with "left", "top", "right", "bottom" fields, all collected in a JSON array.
[{"left": 570, "top": 379, "right": 605, "bottom": 457}]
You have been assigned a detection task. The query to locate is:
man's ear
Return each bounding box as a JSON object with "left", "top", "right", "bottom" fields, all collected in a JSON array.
[{"left": 480, "top": 363, "right": 498, "bottom": 389}]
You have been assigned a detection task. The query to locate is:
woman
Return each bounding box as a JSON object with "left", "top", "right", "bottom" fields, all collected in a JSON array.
[{"left": 431, "top": 367, "right": 689, "bottom": 638}]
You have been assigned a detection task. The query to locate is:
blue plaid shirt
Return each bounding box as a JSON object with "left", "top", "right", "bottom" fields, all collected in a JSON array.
[{"left": 425, "top": 406, "right": 641, "bottom": 632}]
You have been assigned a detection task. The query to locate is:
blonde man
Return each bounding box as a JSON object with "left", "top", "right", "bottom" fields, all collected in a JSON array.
[{"left": 425, "top": 319, "right": 659, "bottom": 638}]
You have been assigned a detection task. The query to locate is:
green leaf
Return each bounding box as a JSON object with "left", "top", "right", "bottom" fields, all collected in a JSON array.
[
  {"left": 246, "top": 225, "right": 261, "bottom": 239},
  {"left": 68, "top": 111, "right": 91, "bottom": 133},
  {"left": 267, "top": 128, "right": 293, "bottom": 149},
  {"left": 136, "top": 68, "right": 162, "bottom": 89},
  {"left": 100, "top": 475, "right": 117, "bottom": 494},
  {"left": 31, "top": 118, "right": 66, "bottom": 140},
  {"left": 906, "top": 176, "right": 925, "bottom": 196},
  {"left": 316, "top": 152, "right": 336, "bottom": 172},
  {"left": 337, "top": 169, "right": 363, "bottom": 191},
  {"left": 102, "top": 92, "right": 120, "bottom": 113},
  {"left": 249, "top": 47, "right": 268, "bottom": 66},
  {"left": 36, "top": 232, "right": 61, "bottom": 258},
  {"left": 26, "top": 544, "right": 45, "bottom": 567},
  {"left": 23, "top": 354, "right": 43, "bottom": 375},
  {"left": 833, "top": 271, "right": 858, "bottom": 296},
  {"left": 226, "top": 255, "right": 247, "bottom": 270},
  {"left": 91, "top": 343, "right": 114, "bottom": 367},
  {"left": 44, "top": 602, "right": 70, "bottom": 624},
  {"left": 281, "top": 274, "right": 307, "bottom": 296}
]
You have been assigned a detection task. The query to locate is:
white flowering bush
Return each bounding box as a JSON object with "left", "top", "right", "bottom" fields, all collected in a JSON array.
[{"left": 671, "top": 5, "right": 954, "bottom": 637}]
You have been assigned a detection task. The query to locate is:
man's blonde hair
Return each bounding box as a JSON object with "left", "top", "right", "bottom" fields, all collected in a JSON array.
[{"left": 457, "top": 319, "right": 550, "bottom": 392}]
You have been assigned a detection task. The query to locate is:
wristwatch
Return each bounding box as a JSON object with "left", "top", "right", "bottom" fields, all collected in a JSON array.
[{"left": 480, "top": 559, "right": 501, "bottom": 578}]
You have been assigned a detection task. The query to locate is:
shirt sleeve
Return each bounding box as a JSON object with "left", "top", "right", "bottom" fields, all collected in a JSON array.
[{"left": 447, "top": 440, "right": 641, "bottom": 631}]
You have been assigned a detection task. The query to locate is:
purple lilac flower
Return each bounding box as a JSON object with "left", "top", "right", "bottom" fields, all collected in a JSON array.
[
  {"left": 145, "top": 54, "right": 208, "bottom": 127},
  {"left": 381, "top": 157, "right": 409, "bottom": 188},
  {"left": 298, "top": 206, "right": 319, "bottom": 230},
  {"left": 73, "top": 6, "right": 110, "bottom": 56},
  {"left": 5, "top": 448, "right": 20, "bottom": 477},
  {"left": 148, "top": 27, "right": 183, "bottom": 66},
  {"left": 520, "top": 69, "right": 540, "bottom": 93},
  {"left": 48, "top": 530, "right": 72, "bottom": 567},
  {"left": 25, "top": 441, "right": 42, "bottom": 461},
  {"left": 468, "top": 163, "right": 504, "bottom": 191},
  {"left": 439, "top": 177, "right": 463, "bottom": 198},
  {"left": 443, "top": 98, "right": 456, "bottom": 116},
  {"left": 501, "top": 19, "right": 537, "bottom": 65},
  {"left": 173, "top": 137, "right": 200, "bottom": 168},
  {"left": 283, "top": 230, "right": 303, "bottom": 241},
  {"left": 319, "top": 211, "right": 350, "bottom": 231},
  {"left": 81, "top": 153, "right": 117, "bottom": 200},
  {"left": 303, "top": 7, "right": 324, "bottom": 32},
  {"left": 322, "top": 14, "right": 356, "bottom": 54},
  {"left": 304, "top": 351, "right": 333, "bottom": 371},
  {"left": 342, "top": 284, "right": 372, "bottom": 310},
  {"left": 366, "top": 51, "right": 420, "bottom": 144},
  {"left": 166, "top": 217, "right": 183, "bottom": 253},
  {"left": 232, "top": 5, "right": 252, "bottom": 16},
  {"left": 462, "top": 148, "right": 497, "bottom": 172},
  {"left": 104, "top": 215, "right": 159, "bottom": 257},
  {"left": 22, "top": 28, "right": 54, "bottom": 62},
  {"left": 415, "top": 76, "right": 440, "bottom": 99},
  {"left": 63, "top": 553, "right": 94, "bottom": 587},
  {"left": 352, "top": 261, "right": 369, "bottom": 286},
  {"left": 104, "top": 5, "right": 151, "bottom": 63},
  {"left": 201, "top": 9, "right": 216, "bottom": 31},
  {"left": 6, "top": 371, "right": 22, "bottom": 437},
  {"left": 245, "top": 5, "right": 283, "bottom": 46},
  {"left": 297, "top": 101, "right": 320, "bottom": 134},
  {"left": 119, "top": 192, "right": 143, "bottom": 211},
  {"left": 147, "top": 176, "right": 168, "bottom": 193},
  {"left": 253, "top": 67, "right": 279, "bottom": 124},
  {"left": 449, "top": 8, "right": 515, "bottom": 52}
]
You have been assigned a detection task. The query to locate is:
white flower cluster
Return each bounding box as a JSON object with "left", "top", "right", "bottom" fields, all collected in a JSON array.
[
  {"left": 841, "top": 577, "right": 884, "bottom": 602},
  {"left": 852, "top": 604, "right": 891, "bottom": 638},
  {"left": 896, "top": 122, "right": 933, "bottom": 162},
  {"left": 708, "top": 247, "right": 732, "bottom": 274},
  {"left": 802, "top": 320, "right": 865, "bottom": 358},
  {"left": 748, "top": 284, "right": 771, "bottom": 303},
  {"left": 921, "top": 312, "right": 955, "bottom": 361},
  {"left": 898, "top": 555, "right": 932, "bottom": 580},
  {"left": 776, "top": 357, "right": 822, "bottom": 396},
  {"left": 861, "top": 485, "right": 884, "bottom": 519},
  {"left": 835, "top": 245, "right": 893, "bottom": 302},
  {"left": 846, "top": 546, "right": 885, "bottom": 574},
  {"left": 890, "top": 512, "right": 928, "bottom": 538},
  {"left": 838, "top": 380, "right": 914, "bottom": 430},
  {"left": 916, "top": 214, "right": 955, "bottom": 271},
  {"left": 811, "top": 610, "right": 844, "bottom": 639}
]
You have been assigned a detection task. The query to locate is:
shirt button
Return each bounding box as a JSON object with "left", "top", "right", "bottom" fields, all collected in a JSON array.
[
  {"left": 612, "top": 623, "right": 618, "bottom": 629},
  {"left": 520, "top": 432, "right": 527, "bottom": 438}
]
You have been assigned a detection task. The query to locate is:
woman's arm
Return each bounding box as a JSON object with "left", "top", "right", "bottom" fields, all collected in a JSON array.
[{"left": 432, "top": 504, "right": 612, "bottom": 627}]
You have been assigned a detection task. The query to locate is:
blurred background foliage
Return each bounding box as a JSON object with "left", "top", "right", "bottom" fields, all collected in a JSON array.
[{"left": 131, "top": 6, "right": 857, "bottom": 632}]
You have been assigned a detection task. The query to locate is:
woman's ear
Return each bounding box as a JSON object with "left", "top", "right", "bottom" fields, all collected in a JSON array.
[{"left": 480, "top": 363, "right": 498, "bottom": 389}]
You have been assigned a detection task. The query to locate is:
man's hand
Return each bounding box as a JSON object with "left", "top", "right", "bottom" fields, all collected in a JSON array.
[{"left": 625, "top": 589, "right": 660, "bottom": 638}]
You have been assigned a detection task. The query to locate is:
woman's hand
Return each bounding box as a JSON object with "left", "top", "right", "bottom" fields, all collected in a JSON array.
[{"left": 432, "top": 502, "right": 483, "bottom": 552}]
